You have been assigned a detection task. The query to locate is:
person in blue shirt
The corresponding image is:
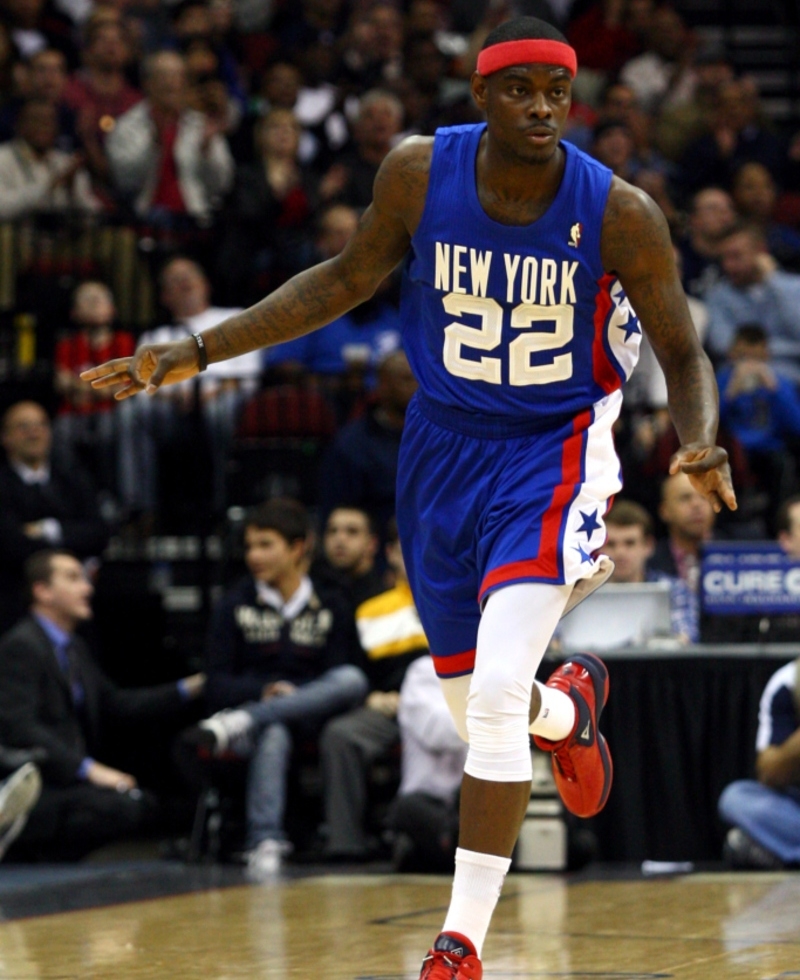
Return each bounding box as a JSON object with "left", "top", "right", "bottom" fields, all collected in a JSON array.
[
  {"left": 84, "top": 16, "right": 736, "bottom": 979},
  {"left": 705, "top": 223, "right": 800, "bottom": 381},
  {"left": 718, "top": 323, "right": 800, "bottom": 520},
  {"left": 265, "top": 282, "right": 402, "bottom": 383}
]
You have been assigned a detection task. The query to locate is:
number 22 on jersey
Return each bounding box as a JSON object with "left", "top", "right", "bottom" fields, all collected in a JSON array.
[{"left": 442, "top": 293, "right": 574, "bottom": 386}]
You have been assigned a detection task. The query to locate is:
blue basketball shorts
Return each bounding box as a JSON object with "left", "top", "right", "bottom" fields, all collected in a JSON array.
[{"left": 396, "top": 390, "right": 623, "bottom": 678}]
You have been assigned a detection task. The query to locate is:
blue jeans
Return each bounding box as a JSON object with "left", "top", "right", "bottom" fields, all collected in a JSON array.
[
  {"left": 243, "top": 665, "right": 368, "bottom": 849},
  {"left": 719, "top": 779, "right": 800, "bottom": 865}
]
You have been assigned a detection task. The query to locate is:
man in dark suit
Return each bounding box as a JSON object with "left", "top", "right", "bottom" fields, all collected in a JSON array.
[
  {"left": 0, "top": 549, "right": 205, "bottom": 860},
  {"left": 0, "top": 400, "right": 110, "bottom": 632}
]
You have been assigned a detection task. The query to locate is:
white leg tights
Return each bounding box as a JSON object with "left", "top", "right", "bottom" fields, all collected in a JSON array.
[{"left": 439, "top": 582, "right": 573, "bottom": 782}]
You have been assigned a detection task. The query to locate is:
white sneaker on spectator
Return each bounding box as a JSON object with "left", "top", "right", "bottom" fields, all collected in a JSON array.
[
  {"left": 195, "top": 709, "right": 255, "bottom": 757},
  {"left": 246, "top": 838, "right": 292, "bottom": 881},
  {"left": 0, "top": 763, "right": 42, "bottom": 860}
]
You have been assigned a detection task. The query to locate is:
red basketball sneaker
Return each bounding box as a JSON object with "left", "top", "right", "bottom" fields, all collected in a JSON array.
[
  {"left": 419, "top": 933, "right": 482, "bottom": 980},
  {"left": 533, "top": 653, "right": 613, "bottom": 818}
]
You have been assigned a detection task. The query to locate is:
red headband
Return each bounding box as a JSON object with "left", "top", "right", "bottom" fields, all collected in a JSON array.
[{"left": 477, "top": 39, "right": 578, "bottom": 77}]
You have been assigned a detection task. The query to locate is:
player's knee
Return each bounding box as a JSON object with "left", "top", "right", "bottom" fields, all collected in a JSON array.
[
  {"left": 463, "top": 665, "right": 532, "bottom": 781},
  {"left": 466, "top": 660, "right": 530, "bottom": 728}
]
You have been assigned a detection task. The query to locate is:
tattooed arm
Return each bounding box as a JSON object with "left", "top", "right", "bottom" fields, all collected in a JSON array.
[
  {"left": 601, "top": 178, "right": 736, "bottom": 512},
  {"left": 82, "top": 137, "right": 433, "bottom": 398}
]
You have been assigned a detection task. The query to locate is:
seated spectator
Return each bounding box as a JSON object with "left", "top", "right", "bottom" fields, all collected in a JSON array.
[
  {"left": 564, "top": 80, "right": 624, "bottom": 153},
  {"left": 718, "top": 658, "right": 800, "bottom": 869},
  {"left": 184, "top": 42, "right": 240, "bottom": 140},
  {"left": 589, "top": 120, "right": 638, "bottom": 181},
  {"left": 0, "top": 549, "right": 205, "bottom": 861},
  {"left": 718, "top": 324, "right": 800, "bottom": 516},
  {"left": 631, "top": 167, "right": 679, "bottom": 233},
  {"left": 654, "top": 46, "right": 734, "bottom": 164},
  {"left": 603, "top": 499, "right": 696, "bottom": 642},
  {"left": 588, "top": 85, "right": 673, "bottom": 187},
  {"left": 387, "top": 653, "right": 467, "bottom": 872},
  {"left": 312, "top": 201, "right": 359, "bottom": 265},
  {"left": 312, "top": 505, "right": 385, "bottom": 611},
  {"left": 319, "top": 89, "right": 403, "bottom": 210},
  {"left": 679, "top": 77, "right": 785, "bottom": 196},
  {"left": 116, "top": 256, "right": 260, "bottom": 521},
  {"left": 619, "top": 4, "right": 697, "bottom": 115},
  {"left": 265, "top": 278, "right": 402, "bottom": 405},
  {"left": 567, "top": 0, "right": 647, "bottom": 89},
  {"left": 649, "top": 471, "right": 715, "bottom": 597},
  {"left": 0, "top": 97, "right": 100, "bottom": 220},
  {"left": 232, "top": 61, "right": 319, "bottom": 166},
  {"left": 185, "top": 499, "right": 368, "bottom": 878},
  {"left": 0, "top": 47, "right": 77, "bottom": 150},
  {"left": 62, "top": 18, "right": 141, "bottom": 194},
  {"left": 319, "top": 517, "right": 428, "bottom": 860},
  {"left": 366, "top": 2, "right": 404, "bottom": 86},
  {"left": 0, "top": 401, "right": 110, "bottom": 633},
  {"left": 318, "top": 349, "right": 417, "bottom": 535},
  {"left": 705, "top": 223, "right": 800, "bottom": 382},
  {"left": 106, "top": 50, "right": 233, "bottom": 226},
  {"left": 335, "top": 10, "right": 384, "bottom": 107},
  {"left": 273, "top": 0, "right": 349, "bottom": 75},
  {"left": 217, "top": 107, "right": 314, "bottom": 305},
  {"left": 676, "top": 187, "right": 737, "bottom": 299},
  {"left": 731, "top": 162, "right": 800, "bottom": 273},
  {"left": 170, "top": 0, "right": 245, "bottom": 123},
  {"left": 391, "top": 33, "right": 451, "bottom": 138},
  {"left": 53, "top": 280, "right": 134, "bottom": 499}
]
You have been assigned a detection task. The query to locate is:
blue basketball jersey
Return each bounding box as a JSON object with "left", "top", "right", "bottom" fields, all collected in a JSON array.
[{"left": 400, "top": 123, "right": 642, "bottom": 425}]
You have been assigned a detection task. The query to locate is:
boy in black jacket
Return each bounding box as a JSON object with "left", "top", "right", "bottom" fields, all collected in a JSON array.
[{"left": 190, "top": 498, "right": 367, "bottom": 877}]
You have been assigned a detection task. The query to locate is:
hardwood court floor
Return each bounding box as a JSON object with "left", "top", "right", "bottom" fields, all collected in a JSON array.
[{"left": 1, "top": 870, "right": 799, "bottom": 979}]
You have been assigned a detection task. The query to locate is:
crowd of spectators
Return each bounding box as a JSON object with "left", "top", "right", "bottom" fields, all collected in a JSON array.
[
  {"left": 0, "top": 0, "right": 798, "bottom": 544},
  {"left": 1, "top": 0, "right": 800, "bottom": 868}
]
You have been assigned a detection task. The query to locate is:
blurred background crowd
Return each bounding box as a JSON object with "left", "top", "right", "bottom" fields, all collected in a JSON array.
[{"left": 0, "top": 0, "right": 800, "bottom": 871}]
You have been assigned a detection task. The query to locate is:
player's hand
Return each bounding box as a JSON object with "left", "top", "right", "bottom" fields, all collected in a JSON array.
[
  {"left": 670, "top": 444, "right": 737, "bottom": 513},
  {"left": 80, "top": 337, "right": 202, "bottom": 400}
]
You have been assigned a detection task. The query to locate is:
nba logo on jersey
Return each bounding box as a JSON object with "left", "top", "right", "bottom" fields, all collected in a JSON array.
[{"left": 568, "top": 222, "right": 582, "bottom": 248}]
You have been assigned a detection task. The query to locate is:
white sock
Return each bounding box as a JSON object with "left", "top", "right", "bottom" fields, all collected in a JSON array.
[
  {"left": 441, "top": 847, "right": 511, "bottom": 957},
  {"left": 529, "top": 681, "right": 576, "bottom": 741}
]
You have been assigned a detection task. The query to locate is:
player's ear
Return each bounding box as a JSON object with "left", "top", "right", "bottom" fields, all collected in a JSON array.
[{"left": 471, "top": 71, "right": 488, "bottom": 111}]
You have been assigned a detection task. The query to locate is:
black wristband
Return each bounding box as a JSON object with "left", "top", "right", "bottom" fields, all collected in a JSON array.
[{"left": 192, "top": 333, "right": 208, "bottom": 372}]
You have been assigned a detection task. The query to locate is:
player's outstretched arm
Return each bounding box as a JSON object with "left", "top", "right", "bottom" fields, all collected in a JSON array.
[
  {"left": 601, "top": 179, "right": 737, "bottom": 513},
  {"left": 81, "top": 137, "right": 433, "bottom": 399}
]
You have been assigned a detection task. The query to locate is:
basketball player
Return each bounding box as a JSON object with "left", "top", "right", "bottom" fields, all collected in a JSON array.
[{"left": 83, "top": 18, "right": 736, "bottom": 979}]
